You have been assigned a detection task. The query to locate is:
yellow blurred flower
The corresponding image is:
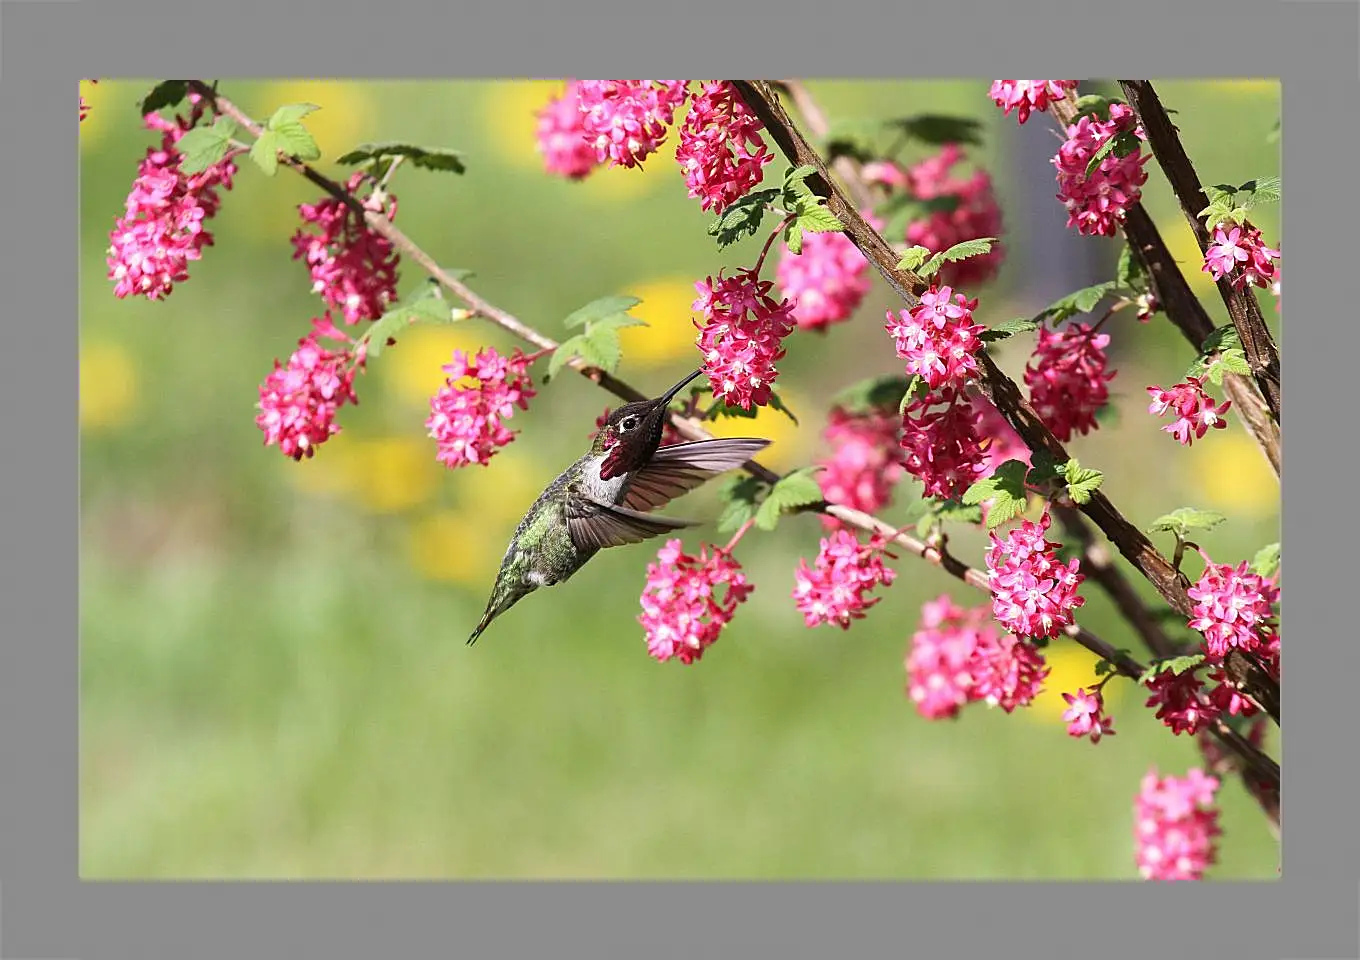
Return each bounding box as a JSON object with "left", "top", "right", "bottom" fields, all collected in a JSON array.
[
  {"left": 1164, "top": 222, "right": 1216, "bottom": 294},
  {"left": 250, "top": 80, "right": 375, "bottom": 163},
  {"left": 447, "top": 446, "right": 544, "bottom": 526},
  {"left": 381, "top": 326, "right": 486, "bottom": 408},
  {"left": 285, "top": 433, "right": 359, "bottom": 497},
  {"left": 1185, "top": 429, "right": 1278, "bottom": 518},
  {"left": 407, "top": 509, "right": 503, "bottom": 585},
  {"left": 1028, "top": 640, "right": 1125, "bottom": 724},
  {"left": 704, "top": 388, "right": 809, "bottom": 470},
  {"left": 617, "top": 277, "right": 702, "bottom": 365},
  {"left": 79, "top": 339, "right": 138, "bottom": 432},
  {"left": 78, "top": 79, "right": 115, "bottom": 150},
  {"left": 344, "top": 436, "right": 441, "bottom": 514}
]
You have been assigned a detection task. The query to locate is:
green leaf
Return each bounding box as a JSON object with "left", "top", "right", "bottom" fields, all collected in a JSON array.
[
  {"left": 705, "top": 400, "right": 759, "bottom": 421},
  {"left": 1084, "top": 130, "right": 1141, "bottom": 178},
  {"left": 831, "top": 374, "right": 914, "bottom": 416},
  {"left": 1116, "top": 242, "right": 1149, "bottom": 291},
  {"left": 962, "top": 459, "right": 1028, "bottom": 529},
  {"left": 1062, "top": 458, "right": 1104, "bottom": 505},
  {"left": 1070, "top": 95, "right": 1113, "bottom": 119},
  {"left": 1199, "top": 324, "right": 1242, "bottom": 355},
  {"left": 139, "top": 80, "right": 189, "bottom": 115},
  {"left": 780, "top": 166, "right": 841, "bottom": 254},
  {"left": 1251, "top": 542, "right": 1281, "bottom": 579},
  {"left": 268, "top": 102, "right": 320, "bottom": 127},
  {"left": 174, "top": 117, "right": 238, "bottom": 175},
  {"left": 249, "top": 130, "right": 281, "bottom": 176},
  {"left": 884, "top": 114, "right": 984, "bottom": 147},
  {"left": 1266, "top": 118, "right": 1281, "bottom": 145},
  {"left": 1216, "top": 348, "right": 1252, "bottom": 379},
  {"left": 767, "top": 390, "right": 799, "bottom": 426},
  {"left": 563, "top": 295, "right": 643, "bottom": 330},
  {"left": 360, "top": 288, "right": 470, "bottom": 358},
  {"left": 823, "top": 117, "right": 885, "bottom": 163},
  {"left": 897, "top": 375, "right": 927, "bottom": 414},
  {"left": 708, "top": 188, "right": 779, "bottom": 248},
  {"left": 1084, "top": 135, "right": 1122, "bottom": 179},
  {"left": 1024, "top": 450, "right": 1066, "bottom": 488},
  {"left": 335, "top": 141, "right": 467, "bottom": 174},
  {"left": 895, "top": 245, "right": 933, "bottom": 273},
  {"left": 1147, "top": 507, "right": 1227, "bottom": 536},
  {"left": 1093, "top": 659, "right": 1118, "bottom": 678},
  {"left": 717, "top": 475, "right": 767, "bottom": 534},
  {"left": 1138, "top": 653, "right": 1207, "bottom": 685},
  {"left": 920, "top": 237, "right": 998, "bottom": 278},
  {"left": 270, "top": 120, "right": 321, "bottom": 162},
  {"left": 979, "top": 317, "right": 1039, "bottom": 343},
  {"left": 260, "top": 103, "right": 322, "bottom": 163},
  {"left": 1186, "top": 325, "right": 1246, "bottom": 380},
  {"left": 792, "top": 200, "right": 844, "bottom": 236},
  {"left": 546, "top": 331, "right": 620, "bottom": 382},
  {"left": 1238, "top": 175, "right": 1281, "bottom": 208},
  {"left": 755, "top": 467, "right": 825, "bottom": 531},
  {"left": 1036, "top": 281, "right": 1119, "bottom": 324},
  {"left": 934, "top": 499, "right": 984, "bottom": 526}
]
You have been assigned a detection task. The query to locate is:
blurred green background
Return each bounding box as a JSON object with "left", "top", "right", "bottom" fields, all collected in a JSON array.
[{"left": 79, "top": 79, "right": 1281, "bottom": 879}]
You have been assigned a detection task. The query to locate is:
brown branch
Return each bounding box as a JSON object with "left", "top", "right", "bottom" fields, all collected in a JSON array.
[{"left": 1117, "top": 80, "right": 1281, "bottom": 422}]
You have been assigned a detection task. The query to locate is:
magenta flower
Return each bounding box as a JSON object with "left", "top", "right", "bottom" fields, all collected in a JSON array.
[
  {"left": 291, "top": 172, "right": 400, "bottom": 327},
  {"left": 575, "top": 79, "right": 689, "bottom": 169},
  {"left": 255, "top": 325, "right": 359, "bottom": 461},
  {"left": 901, "top": 145, "right": 1006, "bottom": 288},
  {"left": 1146, "top": 377, "right": 1231, "bottom": 446},
  {"left": 1062, "top": 687, "right": 1116, "bottom": 743},
  {"left": 985, "top": 511, "right": 1086, "bottom": 642},
  {"left": 425, "top": 347, "right": 537, "bottom": 469},
  {"left": 792, "top": 530, "right": 896, "bottom": 630},
  {"left": 638, "top": 539, "right": 753, "bottom": 664},
  {"left": 1134, "top": 768, "right": 1222, "bottom": 881},
  {"left": 535, "top": 80, "right": 601, "bottom": 180},
  {"left": 899, "top": 386, "right": 991, "bottom": 501},
  {"left": 694, "top": 267, "right": 798, "bottom": 410},
  {"left": 1024, "top": 323, "right": 1116, "bottom": 442},
  {"left": 1186, "top": 557, "right": 1279, "bottom": 660},
  {"left": 1144, "top": 669, "right": 1217, "bottom": 736},
  {"left": 1203, "top": 222, "right": 1281, "bottom": 291},
  {"left": 989, "top": 80, "right": 1079, "bottom": 124},
  {"left": 816, "top": 406, "right": 907, "bottom": 523},
  {"left": 886, "top": 285, "right": 985, "bottom": 390},
  {"left": 1053, "top": 103, "right": 1150, "bottom": 237},
  {"left": 776, "top": 217, "right": 875, "bottom": 332},
  {"left": 675, "top": 80, "right": 773, "bottom": 214}
]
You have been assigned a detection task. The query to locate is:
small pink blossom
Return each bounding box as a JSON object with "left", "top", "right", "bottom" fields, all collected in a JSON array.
[
  {"left": 1062, "top": 687, "right": 1116, "bottom": 743},
  {"left": 776, "top": 216, "right": 876, "bottom": 332},
  {"left": 291, "top": 172, "right": 400, "bottom": 326},
  {"left": 985, "top": 511, "right": 1085, "bottom": 642},
  {"left": 1144, "top": 669, "right": 1218, "bottom": 736},
  {"left": 536, "top": 81, "right": 600, "bottom": 180},
  {"left": 675, "top": 80, "right": 773, "bottom": 214},
  {"left": 694, "top": 267, "right": 798, "bottom": 410},
  {"left": 899, "top": 386, "right": 991, "bottom": 501},
  {"left": 792, "top": 530, "right": 896, "bottom": 629},
  {"left": 425, "top": 347, "right": 537, "bottom": 469},
  {"left": 1203, "top": 222, "right": 1281, "bottom": 291},
  {"left": 255, "top": 325, "right": 359, "bottom": 460},
  {"left": 1134, "top": 768, "right": 1222, "bottom": 881},
  {"left": 989, "top": 80, "right": 1079, "bottom": 124},
  {"left": 1024, "top": 323, "right": 1116, "bottom": 442},
  {"left": 639, "top": 539, "right": 753, "bottom": 664},
  {"left": 816, "top": 406, "right": 907, "bottom": 522},
  {"left": 1146, "top": 377, "right": 1231, "bottom": 446},
  {"left": 1186, "top": 557, "right": 1279, "bottom": 660},
  {"left": 901, "top": 145, "right": 1006, "bottom": 288},
  {"left": 576, "top": 80, "right": 689, "bottom": 169},
  {"left": 886, "top": 285, "right": 985, "bottom": 390},
  {"left": 1054, "top": 103, "right": 1150, "bottom": 237},
  {"left": 972, "top": 631, "right": 1050, "bottom": 712}
]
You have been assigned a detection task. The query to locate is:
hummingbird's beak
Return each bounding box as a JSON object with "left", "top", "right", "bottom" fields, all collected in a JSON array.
[{"left": 657, "top": 368, "right": 705, "bottom": 408}]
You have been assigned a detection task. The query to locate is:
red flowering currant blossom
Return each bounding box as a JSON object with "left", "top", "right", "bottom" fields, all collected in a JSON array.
[
  {"left": 1144, "top": 669, "right": 1218, "bottom": 736},
  {"left": 675, "top": 80, "right": 773, "bottom": 215},
  {"left": 1054, "top": 103, "right": 1150, "bottom": 237},
  {"left": 575, "top": 80, "right": 690, "bottom": 170},
  {"left": 989, "top": 80, "right": 1079, "bottom": 124},
  {"left": 816, "top": 406, "right": 907, "bottom": 524},
  {"left": 425, "top": 347, "right": 537, "bottom": 469},
  {"left": 776, "top": 214, "right": 878, "bottom": 332},
  {"left": 694, "top": 267, "right": 798, "bottom": 410},
  {"left": 1205, "top": 664, "right": 1261, "bottom": 719},
  {"left": 886, "top": 285, "right": 985, "bottom": 391},
  {"left": 107, "top": 98, "right": 237, "bottom": 301},
  {"left": 1134, "top": 767, "right": 1222, "bottom": 881},
  {"left": 291, "top": 172, "right": 400, "bottom": 327},
  {"left": 792, "top": 530, "right": 896, "bottom": 629},
  {"left": 1024, "top": 322, "right": 1116, "bottom": 442},
  {"left": 899, "top": 386, "right": 991, "bottom": 501},
  {"left": 1202, "top": 222, "right": 1281, "bottom": 291},
  {"left": 1146, "top": 377, "right": 1231, "bottom": 446},
  {"left": 1186, "top": 555, "right": 1279, "bottom": 660},
  {"left": 970, "top": 391, "right": 1030, "bottom": 479},
  {"left": 255, "top": 318, "right": 360, "bottom": 461},
  {"left": 1062, "top": 686, "right": 1116, "bottom": 743},
  {"left": 901, "top": 145, "right": 1006, "bottom": 288},
  {"left": 535, "top": 80, "right": 600, "bottom": 180},
  {"left": 591, "top": 406, "right": 684, "bottom": 447},
  {"left": 638, "top": 539, "right": 753, "bottom": 664},
  {"left": 985, "top": 511, "right": 1086, "bottom": 642}
]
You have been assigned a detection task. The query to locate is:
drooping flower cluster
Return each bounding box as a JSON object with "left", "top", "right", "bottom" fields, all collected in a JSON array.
[
  {"left": 590, "top": 406, "right": 685, "bottom": 447},
  {"left": 535, "top": 80, "right": 601, "bottom": 180},
  {"left": 255, "top": 324, "right": 359, "bottom": 461},
  {"left": 989, "top": 80, "right": 1079, "bottom": 124},
  {"left": 425, "top": 347, "right": 537, "bottom": 469},
  {"left": 886, "top": 285, "right": 985, "bottom": 390},
  {"left": 899, "top": 387, "right": 990, "bottom": 501},
  {"left": 1146, "top": 377, "right": 1231, "bottom": 446},
  {"left": 1203, "top": 222, "right": 1281, "bottom": 291},
  {"left": 638, "top": 540, "right": 753, "bottom": 664},
  {"left": 1187, "top": 558, "right": 1280, "bottom": 660},
  {"left": 575, "top": 80, "right": 690, "bottom": 169},
  {"left": 816, "top": 406, "right": 907, "bottom": 521},
  {"left": 900, "top": 145, "right": 1005, "bottom": 288},
  {"left": 291, "top": 172, "right": 400, "bottom": 326},
  {"left": 693, "top": 268, "right": 798, "bottom": 410},
  {"left": 792, "top": 530, "right": 897, "bottom": 629},
  {"left": 1061, "top": 686, "right": 1116, "bottom": 743},
  {"left": 1134, "top": 768, "right": 1222, "bottom": 881},
  {"left": 675, "top": 80, "right": 773, "bottom": 214},
  {"left": 1053, "top": 103, "right": 1150, "bottom": 237},
  {"left": 776, "top": 220, "right": 875, "bottom": 332},
  {"left": 904, "top": 595, "right": 1049, "bottom": 720},
  {"left": 1024, "top": 323, "right": 1116, "bottom": 442},
  {"left": 985, "top": 512, "right": 1086, "bottom": 642},
  {"left": 107, "top": 99, "right": 237, "bottom": 301},
  {"left": 1144, "top": 669, "right": 1217, "bottom": 736}
]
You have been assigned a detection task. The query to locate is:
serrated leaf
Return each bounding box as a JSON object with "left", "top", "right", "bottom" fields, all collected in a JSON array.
[
  {"left": 896, "top": 245, "right": 933, "bottom": 272},
  {"left": 335, "top": 141, "right": 467, "bottom": 174},
  {"left": 139, "top": 80, "right": 189, "bottom": 115},
  {"left": 934, "top": 500, "right": 984, "bottom": 526},
  {"left": 706, "top": 401, "right": 760, "bottom": 421},
  {"left": 545, "top": 333, "right": 589, "bottom": 382},
  {"left": 1070, "top": 95, "right": 1113, "bottom": 119},
  {"left": 1138, "top": 653, "right": 1207, "bottom": 685},
  {"left": 979, "top": 317, "right": 1039, "bottom": 343},
  {"left": 1251, "top": 542, "right": 1281, "bottom": 578},
  {"left": 831, "top": 374, "right": 914, "bottom": 416},
  {"left": 1062, "top": 459, "right": 1104, "bottom": 505},
  {"left": 1218, "top": 348, "right": 1251, "bottom": 376},
  {"left": 1025, "top": 450, "right": 1066, "bottom": 488},
  {"left": 921, "top": 237, "right": 999, "bottom": 278},
  {"left": 1147, "top": 507, "right": 1227, "bottom": 536},
  {"left": 792, "top": 200, "right": 844, "bottom": 235},
  {"left": 1093, "top": 659, "right": 1118, "bottom": 678},
  {"left": 360, "top": 291, "right": 469, "bottom": 358},
  {"left": 1200, "top": 324, "right": 1242, "bottom": 355},
  {"left": 268, "top": 102, "right": 321, "bottom": 127},
  {"left": 175, "top": 119, "right": 236, "bottom": 175},
  {"left": 708, "top": 188, "right": 779, "bottom": 249},
  {"left": 1084, "top": 135, "right": 1123, "bottom": 179},
  {"left": 782, "top": 164, "right": 819, "bottom": 196},
  {"left": 963, "top": 460, "right": 1028, "bottom": 529},
  {"left": 270, "top": 120, "right": 321, "bottom": 162},
  {"left": 755, "top": 467, "right": 826, "bottom": 531},
  {"left": 563, "top": 295, "right": 642, "bottom": 330},
  {"left": 884, "top": 114, "right": 984, "bottom": 147},
  {"left": 249, "top": 130, "right": 280, "bottom": 176},
  {"left": 717, "top": 475, "right": 767, "bottom": 534},
  {"left": 1237, "top": 175, "right": 1281, "bottom": 207},
  {"left": 1042, "top": 282, "right": 1119, "bottom": 323},
  {"left": 1116, "top": 242, "right": 1148, "bottom": 291}
]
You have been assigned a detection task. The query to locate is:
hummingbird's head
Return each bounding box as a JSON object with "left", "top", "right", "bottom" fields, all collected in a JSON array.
[{"left": 596, "top": 368, "right": 703, "bottom": 479}]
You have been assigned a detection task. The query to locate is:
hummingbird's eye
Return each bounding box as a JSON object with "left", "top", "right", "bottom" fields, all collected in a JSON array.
[{"left": 619, "top": 415, "right": 639, "bottom": 431}]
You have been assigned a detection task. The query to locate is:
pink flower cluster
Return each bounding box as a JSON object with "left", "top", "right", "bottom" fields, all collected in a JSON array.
[
  {"left": 792, "top": 530, "right": 896, "bottom": 629},
  {"left": 1061, "top": 686, "right": 1116, "bottom": 743},
  {"left": 1053, "top": 103, "right": 1150, "bottom": 237},
  {"left": 904, "top": 594, "right": 1049, "bottom": 719},
  {"left": 576, "top": 80, "right": 689, "bottom": 169},
  {"left": 536, "top": 80, "right": 601, "bottom": 180},
  {"left": 886, "top": 285, "right": 985, "bottom": 390},
  {"left": 1144, "top": 669, "right": 1217, "bottom": 736},
  {"left": 900, "top": 146, "right": 1005, "bottom": 288},
  {"left": 1134, "top": 768, "right": 1222, "bottom": 881},
  {"left": 816, "top": 406, "right": 907, "bottom": 521},
  {"left": 1146, "top": 377, "right": 1231, "bottom": 446},
  {"left": 989, "top": 80, "right": 1079, "bottom": 124},
  {"left": 255, "top": 324, "right": 359, "bottom": 461},
  {"left": 693, "top": 268, "right": 798, "bottom": 410},
  {"left": 107, "top": 101, "right": 237, "bottom": 301},
  {"left": 425, "top": 347, "right": 537, "bottom": 469},
  {"left": 899, "top": 387, "right": 990, "bottom": 501},
  {"left": 1187, "top": 558, "right": 1280, "bottom": 661},
  {"left": 1024, "top": 323, "right": 1116, "bottom": 442},
  {"left": 291, "top": 172, "right": 400, "bottom": 326},
  {"left": 639, "top": 540, "right": 753, "bottom": 664},
  {"left": 1203, "top": 223, "right": 1281, "bottom": 291},
  {"left": 676, "top": 80, "right": 773, "bottom": 214},
  {"left": 985, "top": 512, "right": 1085, "bottom": 641},
  {"left": 776, "top": 223, "right": 875, "bottom": 332}
]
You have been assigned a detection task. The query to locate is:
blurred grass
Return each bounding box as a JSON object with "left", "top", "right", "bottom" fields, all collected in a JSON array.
[{"left": 79, "top": 78, "right": 1280, "bottom": 879}]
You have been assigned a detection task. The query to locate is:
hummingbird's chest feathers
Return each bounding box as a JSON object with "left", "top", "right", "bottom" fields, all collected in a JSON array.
[{"left": 579, "top": 453, "right": 630, "bottom": 504}]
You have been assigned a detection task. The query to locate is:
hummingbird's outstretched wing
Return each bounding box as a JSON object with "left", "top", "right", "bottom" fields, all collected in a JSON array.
[
  {"left": 621, "top": 438, "right": 772, "bottom": 513},
  {"left": 566, "top": 497, "right": 699, "bottom": 551}
]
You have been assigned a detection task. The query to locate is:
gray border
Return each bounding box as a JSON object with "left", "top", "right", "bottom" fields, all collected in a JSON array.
[{"left": 5, "top": 0, "right": 1353, "bottom": 955}]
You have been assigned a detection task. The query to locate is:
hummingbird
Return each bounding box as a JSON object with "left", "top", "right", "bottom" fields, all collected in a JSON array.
[{"left": 467, "top": 367, "right": 771, "bottom": 645}]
